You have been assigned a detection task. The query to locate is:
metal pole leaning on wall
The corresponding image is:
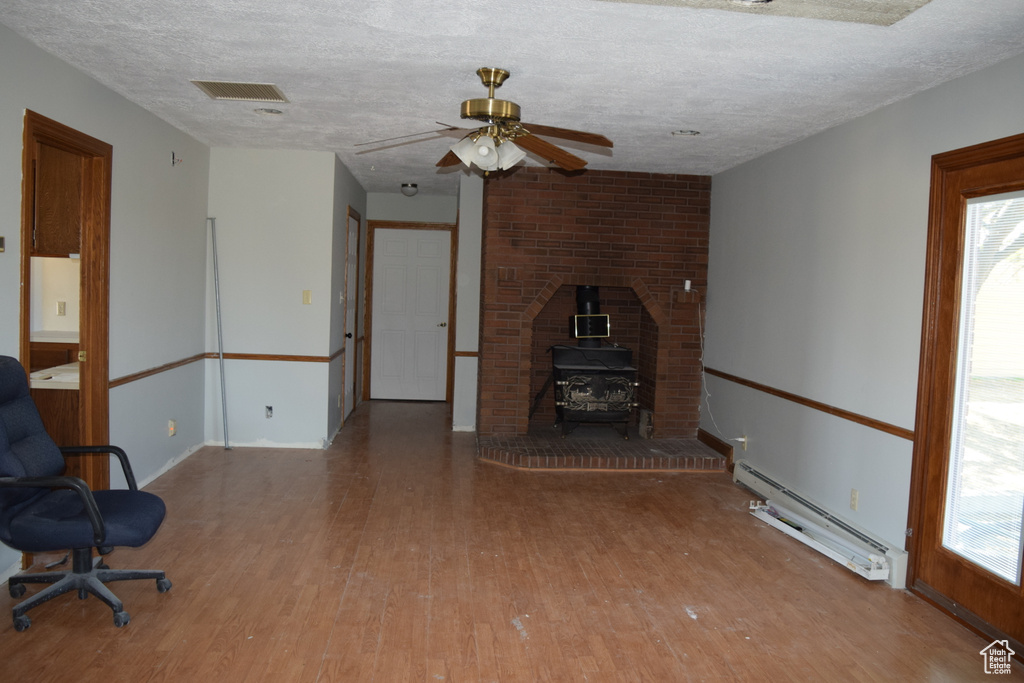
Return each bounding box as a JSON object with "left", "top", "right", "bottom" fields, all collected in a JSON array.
[{"left": 208, "top": 217, "right": 231, "bottom": 449}]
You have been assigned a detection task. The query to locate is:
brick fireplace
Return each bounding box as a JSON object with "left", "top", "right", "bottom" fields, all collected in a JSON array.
[{"left": 478, "top": 167, "right": 711, "bottom": 439}]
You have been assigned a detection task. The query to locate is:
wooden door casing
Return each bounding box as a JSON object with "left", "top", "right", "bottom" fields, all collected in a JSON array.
[
  {"left": 20, "top": 110, "right": 111, "bottom": 491},
  {"left": 908, "top": 132, "right": 1024, "bottom": 651}
]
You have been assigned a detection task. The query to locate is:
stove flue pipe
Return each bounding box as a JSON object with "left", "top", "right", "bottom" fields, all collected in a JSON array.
[{"left": 576, "top": 285, "right": 601, "bottom": 348}]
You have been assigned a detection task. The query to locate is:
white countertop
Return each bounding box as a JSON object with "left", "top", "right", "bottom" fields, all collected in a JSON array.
[
  {"left": 30, "top": 330, "right": 80, "bottom": 344},
  {"left": 29, "top": 362, "right": 80, "bottom": 390}
]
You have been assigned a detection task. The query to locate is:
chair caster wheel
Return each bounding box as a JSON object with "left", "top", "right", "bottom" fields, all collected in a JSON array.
[
  {"left": 156, "top": 578, "right": 172, "bottom": 593},
  {"left": 13, "top": 615, "right": 31, "bottom": 632},
  {"left": 113, "top": 611, "right": 130, "bottom": 628},
  {"left": 9, "top": 583, "right": 26, "bottom": 598}
]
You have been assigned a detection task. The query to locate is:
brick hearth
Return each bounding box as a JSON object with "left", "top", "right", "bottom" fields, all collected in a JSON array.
[{"left": 477, "top": 426, "right": 727, "bottom": 472}]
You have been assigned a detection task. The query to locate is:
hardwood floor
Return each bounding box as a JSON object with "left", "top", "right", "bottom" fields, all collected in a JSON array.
[{"left": 2, "top": 401, "right": 1018, "bottom": 681}]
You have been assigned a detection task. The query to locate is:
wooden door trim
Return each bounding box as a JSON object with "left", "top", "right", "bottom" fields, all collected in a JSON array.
[
  {"left": 21, "top": 111, "right": 111, "bottom": 488},
  {"left": 362, "top": 220, "right": 457, "bottom": 403},
  {"left": 907, "top": 131, "right": 1024, "bottom": 650},
  {"left": 343, "top": 205, "right": 362, "bottom": 424}
]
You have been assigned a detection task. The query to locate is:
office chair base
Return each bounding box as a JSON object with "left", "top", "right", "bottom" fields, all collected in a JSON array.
[{"left": 8, "top": 548, "right": 170, "bottom": 630}]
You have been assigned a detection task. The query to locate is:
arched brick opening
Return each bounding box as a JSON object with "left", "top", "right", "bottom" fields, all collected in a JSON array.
[{"left": 526, "top": 276, "right": 668, "bottom": 433}]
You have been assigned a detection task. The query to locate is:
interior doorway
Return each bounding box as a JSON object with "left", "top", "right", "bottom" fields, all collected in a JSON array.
[
  {"left": 20, "top": 110, "right": 112, "bottom": 490},
  {"left": 363, "top": 220, "right": 456, "bottom": 402}
]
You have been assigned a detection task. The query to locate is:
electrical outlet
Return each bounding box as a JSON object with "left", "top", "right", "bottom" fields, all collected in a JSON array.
[
  {"left": 266, "top": 405, "right": 273, "bottom": 419},
  {"left": 302, "top": 289, "right": 312, "bottom": 305},
  {"left": 56, "top": 301, "right": 66, "bottom": 316},
  {"left": 742, "top": 435, "right": 748, "bottom": 451},
  {"left": 850, "top": 488, "right": 859, "bottom": 511},
  {"left": 168, "top": 419, "right": 177, "bottom": 437}
]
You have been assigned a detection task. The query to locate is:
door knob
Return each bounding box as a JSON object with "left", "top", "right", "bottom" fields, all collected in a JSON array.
[
  {"left": 345, "top": 332, "right": 353, "bottom": 338},
  {"left": 437, "top": 322, "right": 447, "bottom": 327}
]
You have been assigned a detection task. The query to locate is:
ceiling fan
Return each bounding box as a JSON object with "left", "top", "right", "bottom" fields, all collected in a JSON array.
[
  {"left": 436, "top": 67, "right": 613, "bottom": 172},
  {"left": 356, "top": 68, "right": 613, "bottom": 173}
]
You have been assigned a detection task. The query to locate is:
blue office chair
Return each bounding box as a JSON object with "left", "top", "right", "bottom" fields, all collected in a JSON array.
[{"left": 0, "top": 355, "right": 171, "bottom": 631}]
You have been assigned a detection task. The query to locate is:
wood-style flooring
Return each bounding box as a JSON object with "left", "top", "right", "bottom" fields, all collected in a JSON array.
[{"left": 1, "top": 401, "right": 1018, "bottom": 681}]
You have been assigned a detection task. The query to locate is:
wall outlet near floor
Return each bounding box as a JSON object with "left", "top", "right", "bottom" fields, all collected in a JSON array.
[
  {"left": 266, "top": 405, "right": 273, "bottom": 418},
  {"left": 850, "top": 488, "right": 859, "bottom": 511},
  {"left": 168, "top": 419, "right": 177, "bottom": 437},
  {"left": 56, "top": 300, "right": 67, "bottom": 316}
]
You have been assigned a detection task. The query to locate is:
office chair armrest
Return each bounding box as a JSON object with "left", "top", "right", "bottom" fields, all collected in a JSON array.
[
  {"left": 0, "top": 475, "right": 106, "bottom": 546},
  {"left": 60, "top": 445, "right": 138, "bottom": 491}
]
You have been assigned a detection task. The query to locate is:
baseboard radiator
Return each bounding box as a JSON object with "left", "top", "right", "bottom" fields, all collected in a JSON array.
[{"left": 733, "top": 460, "right": 907, "bottom": 589}]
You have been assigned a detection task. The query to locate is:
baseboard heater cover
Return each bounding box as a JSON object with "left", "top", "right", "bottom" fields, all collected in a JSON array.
[{"left": 733, "top": 460, "right": 907, "bottom": 588}]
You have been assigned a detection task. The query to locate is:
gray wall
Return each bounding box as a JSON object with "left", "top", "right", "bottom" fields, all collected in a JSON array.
[
  {"left": 703, "top": 52, "right": 1024, "bottom": 549},
  {"left": 204, "top": 148, "right": 366, "bottom": 447},
  {"left": 453, "top": 173, "right": 484, "bottom": 430}
]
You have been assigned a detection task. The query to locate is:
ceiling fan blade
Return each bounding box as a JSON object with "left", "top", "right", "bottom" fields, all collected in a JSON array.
[
  {"left": 514, "top": 133, "right": 588, "bottom": 171},
  {"left": 520, "top": 123, "right": 613, "bottom": 148},
  {"left": 436, "top": 149, "right": 461, "bottom": 167},
  {"left": 355, "top": 124, "right": 466, "bottom": 148}
]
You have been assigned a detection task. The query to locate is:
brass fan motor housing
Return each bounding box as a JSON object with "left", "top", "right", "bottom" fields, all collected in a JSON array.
[
  {"left": 461, "top": 67, "right": 521, "bottom": 123},
  {"left": 461, "top": 98, "right": 521, "bottom": 123}
]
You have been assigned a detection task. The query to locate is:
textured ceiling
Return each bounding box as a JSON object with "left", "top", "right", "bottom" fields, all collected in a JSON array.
[
  {"left": 598, "top": 0, "right": 934, "bottom": 26},
  {"left": 1, "top": 0, "right": 1022, "bottom": 196}
]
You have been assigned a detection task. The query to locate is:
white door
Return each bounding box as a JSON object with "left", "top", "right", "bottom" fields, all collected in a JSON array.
[
  {"left": 342, "top": 212, "right": 360, "bottom": 420},
  {"left": 370, "top": 228, "right": 450, "bottom": 400}
]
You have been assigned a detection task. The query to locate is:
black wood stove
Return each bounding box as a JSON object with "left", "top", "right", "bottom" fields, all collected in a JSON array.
[{"left": 551, "top": 344, "right": 638, "bottom": 438}]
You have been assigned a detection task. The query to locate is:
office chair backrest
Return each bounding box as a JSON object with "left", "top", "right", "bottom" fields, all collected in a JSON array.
[{"left": 0, "top": 355, "right": 67, "bottom": 536}]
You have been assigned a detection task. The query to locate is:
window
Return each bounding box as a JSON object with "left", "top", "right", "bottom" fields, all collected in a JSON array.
[{"left": 943, "top": 191, "right": 1024, "bottom": 584}]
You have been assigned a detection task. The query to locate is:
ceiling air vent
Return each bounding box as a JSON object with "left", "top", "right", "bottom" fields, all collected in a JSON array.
[{"left": 191, "top": 80, "right": 288, "bottom": 103}]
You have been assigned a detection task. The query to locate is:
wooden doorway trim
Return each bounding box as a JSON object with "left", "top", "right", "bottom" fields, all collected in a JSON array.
[
  {"left": 343, "top": 205, "right": 362, "bottom": 423},
  {"left": 907, "top": 131, "right": 1024, "bottom": 651},
  {"left": 362, "top": 220, "right": 458, "bottom": 403},
  {"left": 20, "top": 111, "right": 112, "bottom": 489}
]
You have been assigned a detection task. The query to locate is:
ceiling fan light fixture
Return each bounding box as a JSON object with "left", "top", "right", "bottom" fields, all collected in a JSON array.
[
  {"left": 451, "top": 134, "right": 500, "bottom": 171},
  {"left": 451, "top": 136, "right": 478, "bottom": 166},
  {"left": 473, "top": 136, "right": 500, "bottom": 170},
  {"left": 496, "top": 139, "right": 527, "bottom": 169}
]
